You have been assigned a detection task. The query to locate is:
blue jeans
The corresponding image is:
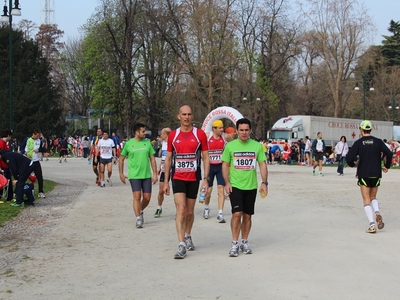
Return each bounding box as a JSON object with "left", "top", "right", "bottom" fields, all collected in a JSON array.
[{"left": 337, "top": 156, "right": 345, "bottom": 174}]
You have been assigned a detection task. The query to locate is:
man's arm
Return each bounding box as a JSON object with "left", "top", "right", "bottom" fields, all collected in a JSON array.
[
  {"left": 259, "top": 161, "right": 268, "bottom": 196},
  {"left": 201, "top": 150, "right": 210, "bottom": 193},
  {"left": 222, "top": 161, "right": 232, "bottom": 195},
  {"left": 149, "top": 155, "right": 158, "bottom": 184},
  {"left": 163, "top": 152, "right": 173, "bottom": 195},
  {"left": 118, "top": 155, "right": 127, "bottom": 184}
]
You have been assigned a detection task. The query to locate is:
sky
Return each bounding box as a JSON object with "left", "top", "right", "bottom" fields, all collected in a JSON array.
[{"left": 12, "top": 0, "right": 400, "bottom": 45}]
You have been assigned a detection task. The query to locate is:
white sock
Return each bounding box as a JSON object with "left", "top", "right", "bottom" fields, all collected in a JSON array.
[
  {"left": 364, "top": 205, "right": 375, "bottom": 224},
  {"left": 158, "top": 206, "right": 162, "bottom": 209},
  {"left": 218, "top": 209, "right": 223, "bottom": 215},
  {"left": 205, "top": 205, "right": 210, "bottom": 209},
  {"left": 179, "top": 241, "right": 186, "bottom": 247},
  {"left": 371, "top": 199, "right": 380, "bottom": 214},
  {"left": 185, "top": 233, "right": 190, "bottom": 238}
]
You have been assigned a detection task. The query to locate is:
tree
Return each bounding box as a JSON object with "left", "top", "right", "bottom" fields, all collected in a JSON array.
[
  {"left": 381, "top": 20, "right": 400, "bottom": 66},
  {"left": 300, "top": 0, "right": 374, "bottom": 117},
  {"left": 0, "top": 27, "right": 63, "bottom": 139}
]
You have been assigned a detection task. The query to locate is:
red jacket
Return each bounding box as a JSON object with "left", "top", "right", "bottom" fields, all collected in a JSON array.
[{"left": 0, "top": 139, "right": 10, "bottom": 169}]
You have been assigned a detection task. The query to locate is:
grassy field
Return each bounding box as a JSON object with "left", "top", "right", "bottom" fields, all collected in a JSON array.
[{"left": 0, "top": 179, "right": 57, "bottom": 227}]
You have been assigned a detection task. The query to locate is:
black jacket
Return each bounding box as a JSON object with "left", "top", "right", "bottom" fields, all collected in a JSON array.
[{"left": 0, "top": 150, "right": 33, "bottom": 180}]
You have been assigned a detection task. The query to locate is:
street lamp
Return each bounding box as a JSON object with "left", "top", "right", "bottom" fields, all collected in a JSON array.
[
  {"left": 388, "top": 95, "right": 399, "bottom": 124},
  {"left": 354, "top": 74, "right": 374, "bottom": 120},
  {"left": 1, "top": 0, "right": 22, "bottom": 132}
]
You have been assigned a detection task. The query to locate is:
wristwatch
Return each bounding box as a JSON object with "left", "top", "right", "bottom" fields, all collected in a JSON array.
[
  {"left": 262, "top": 181, "right": 268, "bottom": 186},
  {"left": 203, "top": 177, "right": 209, "bottom": 181}
]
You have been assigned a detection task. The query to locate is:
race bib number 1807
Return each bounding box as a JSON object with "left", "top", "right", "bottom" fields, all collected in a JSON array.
[{"left": 233, "top": 151, "right": 256, "bottom": 170}]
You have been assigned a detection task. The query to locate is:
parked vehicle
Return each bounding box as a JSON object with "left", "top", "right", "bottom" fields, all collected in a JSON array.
[{"left": 267, "top": 115, "right": 393, "bottom": 149}]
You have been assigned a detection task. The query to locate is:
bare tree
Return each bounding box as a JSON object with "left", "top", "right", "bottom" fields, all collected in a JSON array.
[
  {"left": 17, "top": 19, "right": 37, "bottom": 40},
  {"left": 299, "top": 0, "right": 374, "bottom": 117}
]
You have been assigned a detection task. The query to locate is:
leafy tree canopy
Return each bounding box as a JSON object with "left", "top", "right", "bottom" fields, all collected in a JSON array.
[
  {"left": 381, "top": 20, "right": 400, "bottom": 66},
  {"left": 0, "top": 27, "right": 63, "bottom": 140}
]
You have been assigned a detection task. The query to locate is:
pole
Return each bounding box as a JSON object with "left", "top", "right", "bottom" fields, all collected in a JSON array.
[
  {"left": 393, "top": 96, "right": 396, "bottom": 124},
  {"left": 8, "top": 0, "right": 13, "bottom": 132},
  {"left": 362, "top": 74, "right": 366, "bottom": 120}
]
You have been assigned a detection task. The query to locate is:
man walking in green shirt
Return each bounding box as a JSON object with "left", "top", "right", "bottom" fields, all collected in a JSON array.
[
  {"left": 118, "top": 123, "right": 158, "bottom": 228},
  {"left": 222, "top": 118, "right": 268, "bottom": 257}
]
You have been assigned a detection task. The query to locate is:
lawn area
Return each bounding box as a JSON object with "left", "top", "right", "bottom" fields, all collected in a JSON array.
[{"left": 0, "top": 179, "right": 57, "bottom": 227}]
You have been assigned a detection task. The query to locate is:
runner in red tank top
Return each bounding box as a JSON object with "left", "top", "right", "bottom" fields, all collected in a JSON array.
[
  {"left": 202, "top": 120, "right": 227, "bottom": 223},
  {"left": 163, "top": 105, "right": 210, "bottom": 259}
]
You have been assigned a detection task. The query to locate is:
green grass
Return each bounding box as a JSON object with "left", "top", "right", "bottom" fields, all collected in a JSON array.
[{"left": 0, "top": 179, "right": 58, "bottom": 227}]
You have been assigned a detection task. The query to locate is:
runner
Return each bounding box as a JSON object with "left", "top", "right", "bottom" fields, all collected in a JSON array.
[
  {"left": 346, "top": 120, "right": 393, "bottom": 233},
  {"left": 222, "top": 118, "right": 268, "bottom": 257},
  {"left": 203, "top": 119, "right": 227, "bottom": 223},
  {"left": 154, "top": 127, "right": 172, "bottom": 218},
  {"left": 95, "top": 131, "right": 116, "bottom": 187},
  {"left": 163, "top": 105, "right": 210, "bottom": 259},
  {"left": 118, "top": 123, "right": 158, "bottom": 228},
  {"left": 311, "top": 132, "right": 325, "bottom": 176},
  {"left": 90, "top": 128, "right": 103, "bottom": 186}
]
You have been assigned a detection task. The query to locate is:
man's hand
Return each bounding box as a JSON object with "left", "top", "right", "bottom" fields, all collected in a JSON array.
[
  {"left": 119, "top": 173, "right": 127, "bottom": 184},
  {"left": 163, "top": 183, "right": 170, "bottom": 196},
  {"left": 152, "top": 173, "right": 158, "bottom": 185}
]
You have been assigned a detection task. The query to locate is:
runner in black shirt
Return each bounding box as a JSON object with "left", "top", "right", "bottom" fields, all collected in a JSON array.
[{"left": 346, "top": 120, "right": 393, "bottom": 233}]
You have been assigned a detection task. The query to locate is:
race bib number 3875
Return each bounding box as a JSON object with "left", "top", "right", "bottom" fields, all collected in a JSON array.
[
  {"left": 175, "top": 153, "right": 197, "bottom": 172},
  {"left": 233, "top": 151, "right": 256, "bottom": 170}
]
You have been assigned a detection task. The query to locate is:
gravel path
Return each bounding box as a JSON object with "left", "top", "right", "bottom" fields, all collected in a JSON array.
[{"left": 0, "top": 178, "right": 86, "bottom": 271}]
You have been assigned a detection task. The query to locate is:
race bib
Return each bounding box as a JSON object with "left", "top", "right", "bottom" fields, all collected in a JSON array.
[
  {"left": 209, "top": 149, "right": 223, "bottom": 164},
  {"left": 101, "top": 146, "right": 112, "bottom": 155},
  {"left": 175, "top": 154, "right": 197, "bottom": 172},
  {"left": 233, "top": 151, "right": 256, "bottom": 170}
]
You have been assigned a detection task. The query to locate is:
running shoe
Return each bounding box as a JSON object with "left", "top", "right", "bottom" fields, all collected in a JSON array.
[
  {"left": 107, "top": 178, "right": 113, "bottom": 186},
  {"left": 240, "top": 240, "right": 253, "bottom": 254},
  {"left": 174, "top": 244, "right": 187, "bottom": 259},
  {"left": 136, "top": 218, "right": 143, "bottom": 228},
  {"left": 203, "top": 208, "right": 210, "bottom": 219},
  {"left": 154, "top": 208, "right": 162, "bottom": 218},
  {"left": 229, "top": 242, "right": 239, "bottom": 257},
  {"left": 184, "top": 235, "right": 195, "bottom": 251},
  {"left": 366, "top": 225, "right": 377, "bottom": 233},
  {"left": 38, "top": 192, "right": 46, "bottom": 198},
  {"left": 312, "top": 170, "right": 315, "bottom": 176},
  {"left": 100, "top": 182, "right": 105, "bottom": 187},
  {"left": 376, "top": 214, "right": 385, "bottom": 230},
  {"left": 140, "top": 211, "right": 144, "bottom": 225},
  {"left": 10, "top": 202, "right": 24, "bottom": 207},
  {"left": 319, "top": 172, "right": 324, "bottom": 177},
  {"left": 217, "top": 213, "right": 226, "bottom": 223}
]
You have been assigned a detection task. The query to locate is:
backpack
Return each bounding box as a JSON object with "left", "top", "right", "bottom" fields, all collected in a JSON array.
[{"left": 19, "top": 136, "right": 29, "bottom": 154}]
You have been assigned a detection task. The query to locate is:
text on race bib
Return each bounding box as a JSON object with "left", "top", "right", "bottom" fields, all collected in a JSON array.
[
  {"left": 175, "top": 153, "right": 197, "bottom": 172},
  {"left": 233, "top": 151, "right": 256, "bottom": 170}
]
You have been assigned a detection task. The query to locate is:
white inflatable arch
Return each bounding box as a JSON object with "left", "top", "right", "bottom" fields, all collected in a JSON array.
[{"left": 201, "top": 106, "right": 244, "bottom": 133}]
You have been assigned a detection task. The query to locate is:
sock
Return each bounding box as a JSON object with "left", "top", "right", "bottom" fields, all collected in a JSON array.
[
  {"left": 136, "top": 216, "right": 141, "bottom": 220},
  {"left": 241, "top": 239, "right": 248, "bottom": 244},
  {"left": 185, "top": 233, "right": 190, "bottom": 238},
  {"left": 364, "top": 205, "right": 375, "bottom": 224},
  {"left": 371, "top": 199, "right": 380, "bottom": 214},
  {"left": 232, "top": 241, "right": 238, "bottom": 245},
  {"left": 218, "top": 209, "right": 223, "bottom": 215},
  {"left": 140, "top": 210, "right": 143, "bottom": 215},
  {"left": 205, "top": 205, "right": 209, "bottom": 209},
  {"left": 158, "top": 206, "right": 162, "bottom": 209},
  {"left": 179, "top": 241, "right": 186, "bottom": 247}
]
